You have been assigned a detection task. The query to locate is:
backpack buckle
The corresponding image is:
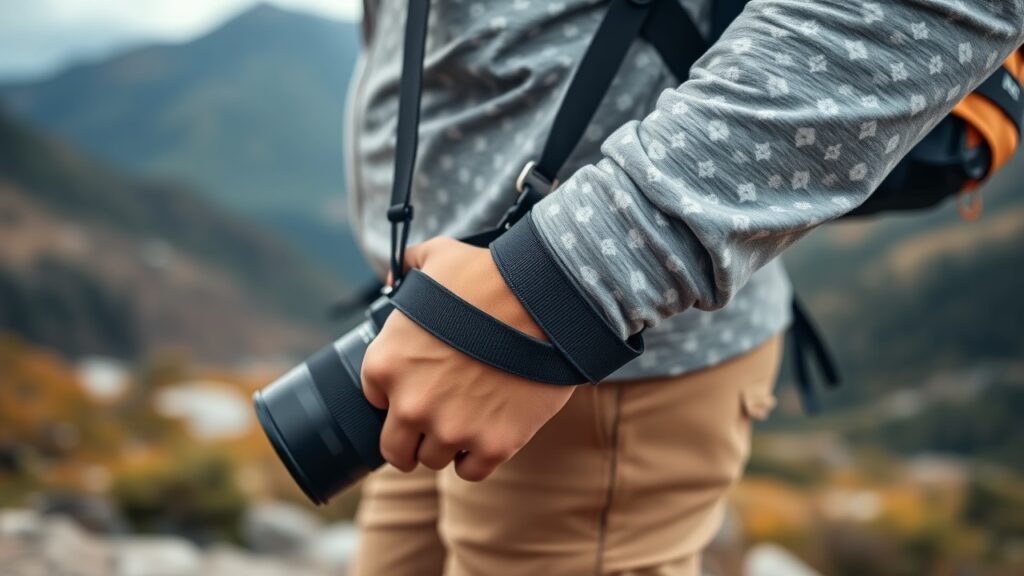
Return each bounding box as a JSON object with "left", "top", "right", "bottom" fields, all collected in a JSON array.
[
  {"left": 515, "top": 161, "right": 558, "bottom": 196},
  {"left": 957, "top": 188, "right": 984, "bottom": 221}
]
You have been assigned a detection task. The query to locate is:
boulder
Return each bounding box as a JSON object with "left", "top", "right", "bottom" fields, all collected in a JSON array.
[
  {"left": 116, "top": 536, "right": 201, "bottom": 576},
  {"left": 242, "top": 502, "right": 322, "bottom": 555},
  {"left": 745, "top": 543, "right": 821, "bottom": 576},
  {"left": 204, "top": 544, "right": 326, "bottom": 576},
  {"left": 305, "top": 522, "right": 359, "bottom": 571}
]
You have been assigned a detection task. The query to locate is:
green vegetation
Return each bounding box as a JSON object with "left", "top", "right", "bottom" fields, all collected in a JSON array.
[{"left": 111, "top": 450, "right": 247, "bottom": 544}]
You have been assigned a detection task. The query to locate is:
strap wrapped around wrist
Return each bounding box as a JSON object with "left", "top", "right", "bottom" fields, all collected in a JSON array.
[
  {"left": 490, "top": 214, "right": 644, "bottom": 383},
  {"left": 389, "top": 269, "right": 587, "bottom": 386}
]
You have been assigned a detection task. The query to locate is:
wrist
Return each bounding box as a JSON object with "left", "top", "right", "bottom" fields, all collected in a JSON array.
[
  {"left": 489, "top": 214, "right": 644, "bottom": 383},
  {"left": 475, "top": 248, "right": 548, "bottom": 341}
]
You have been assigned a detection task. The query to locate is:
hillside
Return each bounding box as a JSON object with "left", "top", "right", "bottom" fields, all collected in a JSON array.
[
  {"left": 0, "top": 4, "right": 371, "bottom": 282},
  {"left": 0, "top": 108, "right": 335, "bottom": 362},
  {"left": 782, "top": 157, "right": 1024, "bottom": 404}
]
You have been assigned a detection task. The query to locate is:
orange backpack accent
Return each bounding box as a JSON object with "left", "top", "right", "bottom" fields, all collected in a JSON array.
[{"left": 954, "top": 50, "right": 1024, "bottom": 176}]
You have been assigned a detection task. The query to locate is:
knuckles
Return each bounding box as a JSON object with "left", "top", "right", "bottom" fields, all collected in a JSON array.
[
  {"left": 419, "top": 456, "right": 449, "bottom": 471},
  {"left": 432, "top": 426, "right": 469, "bottom": 450},
  {"left": 390, "top": 399, "right": 430, "bottom": 427},
  {"left": 473, "top": 440, "right": 515, "bottom": 468},
  {"left": 360, "top": 342, "right": 394, "bottom": 388},
  {"left": 456, "top": 460, "right": 496, "bottom": 482}
]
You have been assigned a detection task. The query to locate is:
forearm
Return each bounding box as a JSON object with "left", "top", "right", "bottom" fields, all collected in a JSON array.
[{"left": 527, "top": 0, "right": 1023, "bottom": 338}]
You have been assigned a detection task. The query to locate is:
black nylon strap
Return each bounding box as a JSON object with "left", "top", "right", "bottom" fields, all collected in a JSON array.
[
  {"left": 974, "top": 66, "right": 1024, "bottom": 134},
  {"left": 533, "top": 0, "right": 716, "bottom": 184},
  {"left": 788, "top": 296, "right": 841, "bottom": 414},
  {"left": 534, "top": 0, "right": 652, "bottom": 182},
  {"left": 389, "top": 269, "right": 588, "bottom": 385},
  {"left": 388, "top": 0, "right": 430, "bottom": 285},
  {"left": 490, "top": 214, "right": 644, "bottom": 383},
  {"left": 710, "top": 0, "right": 748, "bottom": 42},
  {"left": 642, "top": 0, "right": 708, "bottom": 82}
]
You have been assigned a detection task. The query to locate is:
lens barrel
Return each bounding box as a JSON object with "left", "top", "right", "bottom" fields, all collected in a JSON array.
[{"left": 254, "top": 298, "right": 392, "bottom": 505}]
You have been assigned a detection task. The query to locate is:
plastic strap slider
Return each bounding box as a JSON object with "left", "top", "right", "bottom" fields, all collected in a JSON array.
[{"left": 387, "top": 204, "right": 414, "bottom": 223}]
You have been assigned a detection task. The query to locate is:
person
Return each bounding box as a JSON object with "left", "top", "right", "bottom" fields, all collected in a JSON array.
[{"left": 344, "top": 1, "right": 1024, "bottom": 574}]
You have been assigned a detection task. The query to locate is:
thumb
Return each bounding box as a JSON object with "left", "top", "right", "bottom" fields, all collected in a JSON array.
[
  {"left": 384, "top": 242, "right": 428, "bottom": 287},
  {"left": 401, "top": 237, "right": 447, "bottom": 275},
  {"left": 402, "top": 242, "right": 429, "bottom": 274}
]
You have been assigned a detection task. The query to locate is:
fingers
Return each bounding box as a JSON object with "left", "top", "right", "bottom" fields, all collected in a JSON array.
[
  {"left": 399, "top": 236, "right": 456, "bottom": 275},
  {"left": 454, "top": 442, "right": 514, "bottom": 482},
  {"left": 379, "top": 415, "right": 422, "bottom": 473},
  {"left": 415, "top": 434, "right": 462, "bottom": 471},
  {"left": 360, "top": 341, "right": 391, "bottom": 410},
  {"left": 454, "top": 452, "right": 500, "bottom": 483}
]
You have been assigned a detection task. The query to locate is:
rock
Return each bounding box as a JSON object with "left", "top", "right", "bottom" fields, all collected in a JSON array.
[
  {"left": 745, "top": 543, "right": 821, "bottom": 576},
  {"left": 43, "top": 516, "right": 113, "bottom": 575},
  {"left": 204, "top": 545, "right": 327, "bottom": 576},
  {"left": 1, "top": 512, "right": 114, "bottom": 576},
  {"left": 243, "top": 502, "right": 322, "bottom": 555},
  {"left": 34, "top": 493, "right": 126, "bottom": 534},
  {"left": 305, "top": 522, "right": 359, "bottom": 571},
  {"left": 0, "top": 508, "right": 44, "bottom": 540},
  {"left": 116, "top": 536, "right": 202, "bottom": 576}
]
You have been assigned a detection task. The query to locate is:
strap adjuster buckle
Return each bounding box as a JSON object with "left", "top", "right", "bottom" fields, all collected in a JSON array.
[
  {"left": 515, "top": 161, "right": 558, "bottom": 195},
  {"left": 387, "top": 204, "right": 414, "bottom": 223}
]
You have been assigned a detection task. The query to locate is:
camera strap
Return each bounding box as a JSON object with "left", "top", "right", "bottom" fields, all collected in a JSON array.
[
  {"left": 385, "top": 0, "right": 712, "bottom": 384},
  {"left": 386, "top": 0, "right": 430, "bottom": 287}
]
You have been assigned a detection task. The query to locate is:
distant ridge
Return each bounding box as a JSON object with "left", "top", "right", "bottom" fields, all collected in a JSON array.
[
  {"left": 0, "top": 4, "right": 372, "bottom": 283},
  {"left": 0, "top": 107, "right": 334, "bottom": 361}
]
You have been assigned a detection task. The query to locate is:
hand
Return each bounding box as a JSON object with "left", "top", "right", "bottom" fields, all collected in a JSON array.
[{"left": 361, "top": 237, "right": 575, "bottom": 481}]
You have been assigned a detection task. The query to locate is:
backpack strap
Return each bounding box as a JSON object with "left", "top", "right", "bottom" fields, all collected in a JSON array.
[
  {"left": 530, "top": 0, "right": 711, "bottom": 187},
  {"left": 711, "top": 0, "right": 749, "bottom": 42}
]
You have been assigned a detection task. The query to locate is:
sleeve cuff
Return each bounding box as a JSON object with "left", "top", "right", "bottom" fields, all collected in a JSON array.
[{"left": 489, "top": 213, "right": 644, "bottom": 383}]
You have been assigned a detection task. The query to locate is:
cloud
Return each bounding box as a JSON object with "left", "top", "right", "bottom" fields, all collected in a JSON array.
[{"left": 0, "top": 0, "right": 361, "bottom": 80}]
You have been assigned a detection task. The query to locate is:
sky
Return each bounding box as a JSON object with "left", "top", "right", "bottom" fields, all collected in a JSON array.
[{"left": 0, "top": 0, "right": 362, "bottom": 81}]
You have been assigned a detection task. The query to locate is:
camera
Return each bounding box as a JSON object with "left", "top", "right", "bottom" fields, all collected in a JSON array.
[{"left": 253, "top": 296, "right": 393, "bottom": 505}]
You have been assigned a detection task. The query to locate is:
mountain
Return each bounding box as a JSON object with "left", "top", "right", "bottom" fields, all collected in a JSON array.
[
  {"left": 0, "top": 107, "right": 336, "bottom": 362},
  {"left": 0, "top": 4, "right": 372, "bottom": 283}
]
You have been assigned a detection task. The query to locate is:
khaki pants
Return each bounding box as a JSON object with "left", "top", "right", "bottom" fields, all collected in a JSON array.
[{"left": 353, "top": 335, "right": 783, "bottom": 576}]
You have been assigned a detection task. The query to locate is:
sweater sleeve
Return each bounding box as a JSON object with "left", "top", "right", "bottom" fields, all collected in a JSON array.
[{"left": 528, "top": 0, "right": 1024, "bottom": 339}]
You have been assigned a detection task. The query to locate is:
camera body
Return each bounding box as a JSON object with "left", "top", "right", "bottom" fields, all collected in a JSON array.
[{"left": 254, "top": 296, "right": 393, "bottom": 505}]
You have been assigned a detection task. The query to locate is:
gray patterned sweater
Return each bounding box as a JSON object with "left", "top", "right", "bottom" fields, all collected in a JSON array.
[{"left": 347, "top": 0, "right": 1024, "bottom": 380}]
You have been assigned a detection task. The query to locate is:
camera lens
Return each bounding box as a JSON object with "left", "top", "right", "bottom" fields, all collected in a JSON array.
[{"left": 254, "top": 299, "right": 392, "bottom": 505}]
